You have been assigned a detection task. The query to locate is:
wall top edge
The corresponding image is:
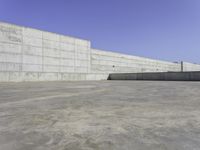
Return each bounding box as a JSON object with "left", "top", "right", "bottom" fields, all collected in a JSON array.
[
  {"left": 91, "top": 48, "right": 182, "bottom": 65},
  {"left": 182, "top": 62, "right": 200, "bottom": 65},
  {"left": 0, "top": 21, "right": 91, "bottom": 43}
]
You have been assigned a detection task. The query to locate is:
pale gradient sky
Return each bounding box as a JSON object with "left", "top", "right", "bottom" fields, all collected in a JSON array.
[{"left": 0, "top": 0, "right": 200, "bottom": 63}]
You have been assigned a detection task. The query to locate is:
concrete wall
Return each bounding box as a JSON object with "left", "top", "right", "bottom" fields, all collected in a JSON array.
[
  {"left": 0, "top": 21, "right": 200, "bottom": 82},
  {"left": 0, "top": 22, "right": 106, "bottom": 81},
  {"left": 91, "top": 49, "right": 181, "bottom": 73},
  {"left": 182, "top": 62, "right": 200, "bottom": 71},
  {"left": 109, "top": 72, "right": 200, "bottom": 81}
]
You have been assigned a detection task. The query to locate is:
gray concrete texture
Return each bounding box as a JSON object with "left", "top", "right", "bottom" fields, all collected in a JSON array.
[
  {"left": 0, "top": 21, "right": 200, "bottom": 82},
  {"left": 182, "top": 62, "right": 200, "bottom": 72},
  {"left": 91, "top": 49, "right": 180, "bottom": 73},
  {"left": 1, "top": 81, "right": 200, "bottom": 150},
  {"left": 109, "top": 71, "right": 200, "bottom": 81}
]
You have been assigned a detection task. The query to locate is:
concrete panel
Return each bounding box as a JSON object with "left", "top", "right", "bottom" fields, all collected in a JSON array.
[
  {"left": 75, "top": 67, "right": 88, "bottom": 73},
  {"left": 69, "top": 74, "right": 83, "bottom": 81},
  {"left": 0, "top": 42, "right": 21, "bottom": 54},
  {"left": 43, "top": 32, "right": 59, "bottom": 42},
  {"left": 23, "top": 55, "right": 43, "bottom": 65},
  {"left": 79, "top": 74, "right": 87, "bottom": 80},
  {"left": 164, "top": 72, "right": 191, "bottom": 81},
  {"left": 190, "top": 72, "right": 200, "bottom": 80},
  {"left": 23, "top": 27, "right": 42, "bottom": 38},
  {"left": 0, "top": 62, "right": 21, "bottom": 71},
  {"left": 75, "top": 60, "right": 88, "bottom": 67},
  {"left": 60, "top": 58, "right": 74, "bottom": 66},
  {"left": 22, "top": 64, "right": 43, "bottom": 72},
  {"left": 0, "top": 32, "right": 22, "bottom": 44},
  {"left": 43, "top": 48, "right": 60, "bottom": 58},
  {"left": 43, "top": 57, "right": 60, "bottom": 65},
  {"left": 38, "top": 73, "right": 59, "bottom": 81},
  {"left": 77, "top": 74, "right": 87, "bottom": 80},
  {"left": 61, "top": 73, "right": 86, "bottom": 81},
  {"left": 0, "top": 23, "right": 22, "bottom": 44},
  {"left": 141, "top": 73, "right": 165, "bottom": 80},
  {"left": 60, "top": 73, "right": 70, "bottom": 80},
  {"left": 75, "top": 39, "right": 90, "bottom": 47},
  {"left": 60, "top": 51, "right": 75, "bottom": 59},
  {"left": 23, "top": 45, "right": 42, "bottom": 56},
  {"left": 66, "top": 73, "right": 76, "bottom": 80},
  {"left": 43, "top": 65, "right": 60, "bottom": 72},
  {"left": 182, "top": 62, "right": 200, "bottom": 71},
  {"left": 0, "top": 22, "right": 22, "bottom": 33},
  {"left": 60, "top": 66, "right": 74, "bottom": 73},
  {"left": 86, "top": 74, "right": 96, "bottom": 80},
  {"left": 0, "top": 53, "right": 21, "bottom": 63},
  {"left": 94, "top": 74, "right": 109, "bottom": 80},
  {"left": 60, "top": 43, "right": 75, "bottom": 52},
  {"left": 76, "top": 53, "right": 88, "bottom": 60},
  {"left": 0, "top": 72, "right": 9, "bottom": 82},
  {"left": 109, "top": 72, "right": 200, "bottom": 81},
  {"left": 9, "top": 72, "right": 22, "bottom": 82},
  {"left": 22, "top": 72, "right": 39, "bottom": 81},
  {"left": 76, "top": 45, "right": 89, "bottom": 53},
  {"left": 60, "top": 35, "right": 75, "bottom": 44},
  {"left": 23, "top": 36, "right": 42, "bottom": 47},
  {"left": 43, "top": 40, "right": 60, "bottom": 50}
]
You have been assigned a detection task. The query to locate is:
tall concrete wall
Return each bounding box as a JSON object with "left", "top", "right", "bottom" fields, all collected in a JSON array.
[
  {"left": 0, "top": 21, "right": 200, "bottom": 82},
  {"left": 0, "top": 22, "right": 107, "bottom": 81},
  {"left": 91, "top": 49, "right": 181, "bottom": 73}
]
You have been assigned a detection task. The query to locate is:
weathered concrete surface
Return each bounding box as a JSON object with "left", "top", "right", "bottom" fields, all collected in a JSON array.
[
  {"left": 0, "top": 21, "right": 92, "bottom": 82},
  {"left": 1, "top": 21, "right": 200, "bottom": 82},
  {"left": 0, "top": 72, "right": 109, "bottom": 82},
  {"left": 0, "top": 81, "right": 200, "bottom": 150},
  {"left": 182, "top": 62, "right": 200, "bottom": 71},
  {"left": 109, "top": 71, "right": 200, "bottom": 81},
  {"left": 91, "top": 49, "right": 181, "bottom": 73}
]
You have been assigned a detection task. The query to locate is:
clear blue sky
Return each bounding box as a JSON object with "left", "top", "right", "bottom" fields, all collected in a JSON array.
[{"left": 0, "top": 0, "right": 200, "bottom": 63}]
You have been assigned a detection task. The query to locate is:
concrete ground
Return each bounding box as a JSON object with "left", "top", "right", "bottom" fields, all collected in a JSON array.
[{"left": 0, "top": 81, "right": 200, "bottom": 150}]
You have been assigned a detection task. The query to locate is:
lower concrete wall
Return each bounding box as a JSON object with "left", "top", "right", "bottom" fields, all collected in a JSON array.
[
  {"left": 0, "top": 72, "right": 109, "bottom": 82},
  {"left": 109, "top": 72, "right": 200, "bottom": 81}
]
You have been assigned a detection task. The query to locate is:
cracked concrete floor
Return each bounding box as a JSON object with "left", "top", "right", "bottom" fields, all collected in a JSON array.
[{"left": 0, "top": 81, "right": 200, "bottom": 150}]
